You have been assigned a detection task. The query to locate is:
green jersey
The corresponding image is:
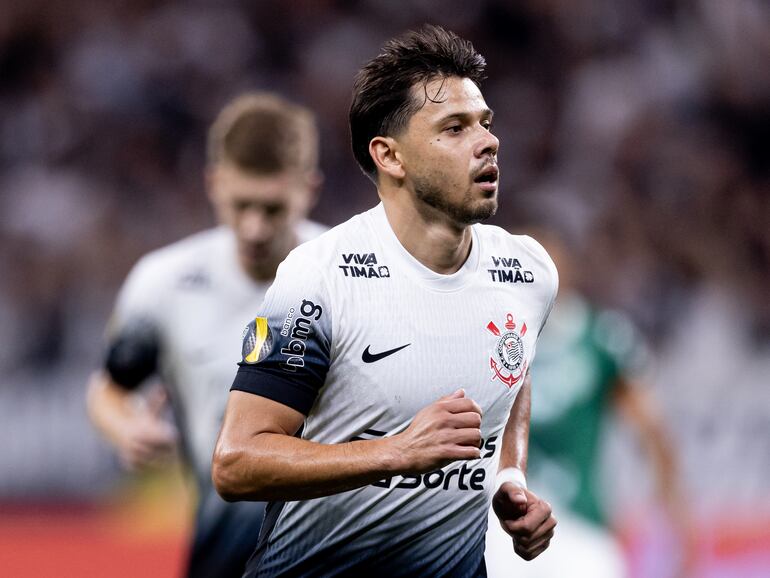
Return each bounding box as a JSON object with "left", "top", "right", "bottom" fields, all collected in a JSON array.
[{"left": 528, "top": 293, "right": 638, "bottom": 526}]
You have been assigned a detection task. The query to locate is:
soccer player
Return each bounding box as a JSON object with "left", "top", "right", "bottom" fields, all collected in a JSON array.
[
  {"left": 213, "top": 26, "right": 559, "bottom": 577},
  {"left": 86, "top": 92, "right": 325, "bottom": 578}
]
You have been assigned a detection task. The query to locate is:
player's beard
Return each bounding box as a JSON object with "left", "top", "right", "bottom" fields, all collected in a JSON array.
[{"left": 414, "top": 178, "right": 498, "bottom": 225}]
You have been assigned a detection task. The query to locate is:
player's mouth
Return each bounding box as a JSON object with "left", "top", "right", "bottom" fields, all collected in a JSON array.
[
  {"left": 473, "top": 164, "right": 499, "bottom": 194},
  {"left": 240, "top": 242, "right": 271, "bottom": 264}
]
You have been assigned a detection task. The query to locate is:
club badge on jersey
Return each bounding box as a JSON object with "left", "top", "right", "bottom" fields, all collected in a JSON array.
[{"left": 487, "top": 313, "right": 528, "bottom": 388}]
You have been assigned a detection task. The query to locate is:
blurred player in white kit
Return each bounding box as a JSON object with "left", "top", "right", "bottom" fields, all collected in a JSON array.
[{"left": 87, "top": 91, "right": 325, "bottom": 578}]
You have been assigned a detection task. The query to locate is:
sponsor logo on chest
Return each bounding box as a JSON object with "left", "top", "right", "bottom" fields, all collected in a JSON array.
[
  {"left": 488, "top": 256, "right": 534, "bottom": 284},
  {"left": 354, "top": 429, "right": 498, "bottom": 491},
  {"left": 338, "top": 252, "right": 390, "bottom": 279},
  {"left": 177, "top": 269, "right": 211, "bottom": 290}
]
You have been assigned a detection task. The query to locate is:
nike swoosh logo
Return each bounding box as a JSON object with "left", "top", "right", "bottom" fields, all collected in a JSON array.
[{"left": 362, "top": 343, "right": 411, "bottom": 363}]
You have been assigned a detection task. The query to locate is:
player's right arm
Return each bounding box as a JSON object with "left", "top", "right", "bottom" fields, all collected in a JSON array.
[
  {"left": 612, "top": 376, "right": 696, "bottom": 577},
  {"left": 211, "top": 251, "right": 482, "bottom": 502},
  {"left": 87, "top": 370, "right": 177, "bottom": 470},
  {"left": 212, "top": 388, "right": 482, "bottom": 501},
  {"left": 86, "top": 256, "right": 177, "bottom": 470}
]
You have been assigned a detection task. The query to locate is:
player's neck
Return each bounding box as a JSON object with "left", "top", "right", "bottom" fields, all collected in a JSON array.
[
  {"left": 239, "top": 231, "right": 299, "bottom": 283},
  {"left": 380, "top": 195, "right": 472, "bottom": 275},
  {"left": 241, "top": 259, "right": 278, "bottom": 283}
]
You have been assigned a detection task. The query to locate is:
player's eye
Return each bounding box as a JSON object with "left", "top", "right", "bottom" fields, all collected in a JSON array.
[
  {"left": 445, "top": 124, "right": 463, "bottom": 134},
  {"left": 481, "top": 120, "right": 493, "bottom": 131},
  {"left": 264, "top": 204, "right": 286, "bottom": 217}
]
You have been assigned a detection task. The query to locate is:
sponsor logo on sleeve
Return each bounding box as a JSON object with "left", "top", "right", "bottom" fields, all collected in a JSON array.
[
  {"left": 486, "top": 313, "right": 529, "bottom": 388},
  {"left": 488, "top": 256, "right": 534, "bottom": 284},
  {"left": 279, "top": 299, "right": 323, "bottom": 372},
  {"left": 241, "top": 317, "right": 273, "bottom": 364}
]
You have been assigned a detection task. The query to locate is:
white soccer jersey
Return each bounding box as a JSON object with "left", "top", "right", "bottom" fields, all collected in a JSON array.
[
  {"left": 233, "top": 203, "right": 558, "bottom": 577},
  {"left": 107, "top": 221, "right": 326, "bottom": 484}
]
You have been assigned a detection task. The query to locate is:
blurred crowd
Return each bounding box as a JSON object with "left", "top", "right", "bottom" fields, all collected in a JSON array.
[{"left": 0, "top": 0, "right": 767, "bottom": 519}]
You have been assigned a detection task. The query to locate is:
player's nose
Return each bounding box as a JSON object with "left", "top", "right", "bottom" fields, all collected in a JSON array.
[
  {"left": 240, "top": 209, "right": 273, "bottom": 242},
  {"left": 474, "top": 127, "right": 499, "bottom": 159}
]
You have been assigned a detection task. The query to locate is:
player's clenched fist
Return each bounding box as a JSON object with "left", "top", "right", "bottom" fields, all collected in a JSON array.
[
  {"left": 493, "top": 484, "right": 557, "bottom": 561},
  {"left": 111, "top": 386, "right": 178, "bottom": 470},
  {"left": 116, "top": 410, "right": 178, "bottom": 470},
  {"left": 393, "top": 389, "right": 483, "bottom": 473}
]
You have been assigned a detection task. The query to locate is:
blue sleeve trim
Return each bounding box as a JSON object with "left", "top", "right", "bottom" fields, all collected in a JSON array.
[
  {"left": 231, "top": 365, "right": 319, "bottom": 416},
  {"left": 104, "top": 320, "right": 160, "bottom": 390}
]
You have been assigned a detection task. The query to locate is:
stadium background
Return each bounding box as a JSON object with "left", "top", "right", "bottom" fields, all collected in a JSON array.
[{"left": 0, "top": 1, "right": 767, "bottom": 576}]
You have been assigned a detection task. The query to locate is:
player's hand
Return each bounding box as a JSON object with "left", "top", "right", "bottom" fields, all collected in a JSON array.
[
  {"left": 114, "top": 388, "right": 178, "bottom": 471},
  {"left": 394, "top": 389, "right": 482, "bottom": 473},
  {"left": 493, "top": 484, "right": 556, "bottom": 561}
]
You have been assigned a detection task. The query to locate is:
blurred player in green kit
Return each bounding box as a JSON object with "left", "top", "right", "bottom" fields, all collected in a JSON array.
[{"left": 486, "top": 233, "right": 696, "bottom": 578}]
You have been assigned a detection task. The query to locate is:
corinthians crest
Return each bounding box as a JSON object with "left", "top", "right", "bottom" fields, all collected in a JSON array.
[{"left": 486, "top": 313, "right": 528, "bottom": 388}]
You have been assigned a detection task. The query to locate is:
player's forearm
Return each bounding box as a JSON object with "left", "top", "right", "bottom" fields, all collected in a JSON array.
[
  {"left": 86, "top": 371, "right": 134, "bottom": 446},
  {"left": 614, "top": 380, "right": 682, "bottom": 509},
  {"left": 641, "top": 411, "right": 685, "bottom": 516},
  {"left": 212, "top": 433, "right": 404, "bottom": 501},
  {"left": 498, "top": 373, "right": 531, "bottom": 473},
  {"left": 214, "top": 389, "right": 482, "bottom": 501}
]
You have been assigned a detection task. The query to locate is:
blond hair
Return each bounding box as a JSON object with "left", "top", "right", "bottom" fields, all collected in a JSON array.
[{"left": 207, "top": 92, "right": 318, "bottom": 174}]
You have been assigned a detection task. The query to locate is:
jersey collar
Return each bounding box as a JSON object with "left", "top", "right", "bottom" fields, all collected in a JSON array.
[{"left": 368, "top": 202, "right": 480, "bottom": 292}]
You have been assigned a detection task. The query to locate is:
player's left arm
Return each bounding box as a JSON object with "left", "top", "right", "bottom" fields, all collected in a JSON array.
[
  {"left": 492, "top": 372, "right": 557, "bottom": 561},
  {"left": 613, "top": 377, "right": 697, "bottom": 576}
]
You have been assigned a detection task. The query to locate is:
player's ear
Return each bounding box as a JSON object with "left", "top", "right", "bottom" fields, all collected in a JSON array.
[
  {"left": 369, "top": 136, "right": 405, "bottom": 180},
  {"left": 297, "top": 169, "right": 323, "bottom": 215}
]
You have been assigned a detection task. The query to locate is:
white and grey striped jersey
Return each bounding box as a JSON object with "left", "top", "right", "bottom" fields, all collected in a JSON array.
[
  {"left": 233, "top": 203, "right": 558, "bottom": 577},
  {"left": 106, "top": 221, "right": 326, "bottom": 485}
]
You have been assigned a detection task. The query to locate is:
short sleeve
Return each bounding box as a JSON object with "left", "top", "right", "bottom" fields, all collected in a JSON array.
[
  {"left": 103, "top": 255, "right": 166, "bottom": 389},
  {"left": 231, "top": 252, "right": 333, "bottom": 415},
  {"left": 520, "top": 235, "right": 559, "bottom": 336}
]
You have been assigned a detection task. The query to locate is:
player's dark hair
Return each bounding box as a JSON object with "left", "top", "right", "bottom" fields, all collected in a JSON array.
[
  {"left": 349, "top": 24, "right": 486, "bottom": 181},
  {"left": 208, "top": 92, "right": 318, "bottom": 174}
]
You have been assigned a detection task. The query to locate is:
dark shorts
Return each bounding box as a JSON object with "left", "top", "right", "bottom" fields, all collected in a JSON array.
[{"left": 186, "top": 487, "right": 266, "bottom": 578}]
